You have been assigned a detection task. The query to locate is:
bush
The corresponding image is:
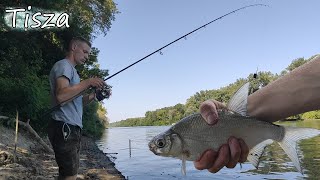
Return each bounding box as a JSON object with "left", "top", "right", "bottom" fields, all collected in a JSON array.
[{"left": 302, "top": 111, "right": 320, "bottom": 120}]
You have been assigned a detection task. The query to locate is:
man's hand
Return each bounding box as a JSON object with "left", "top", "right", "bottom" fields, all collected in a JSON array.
[
  {"left": 86, "top": 77, "right": 105, "bottom": 89},
  {"left": 95, "top": 84, "right": 112, "bottom": 101},
  {"left": 194, "top": 99, "right": 250, "bottom": 173},
  {"left": 199, "top": 99, "right": 227, "bottom": 125}
]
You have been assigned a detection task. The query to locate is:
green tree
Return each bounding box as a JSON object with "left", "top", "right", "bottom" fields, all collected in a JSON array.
[
  {"left": 0, "top": 0, "right": 119, "bottom": 137},
  {"left": 286, "top": 58, "right": 308, "bottom": 72}
]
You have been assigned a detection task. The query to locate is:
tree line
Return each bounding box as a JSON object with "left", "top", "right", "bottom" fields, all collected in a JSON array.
[
  {"left": 0, "top": 0, "right": 119, "bottom": 137},
  {"left": 110, "top": 55, "right": 320, "bottom": 127}
]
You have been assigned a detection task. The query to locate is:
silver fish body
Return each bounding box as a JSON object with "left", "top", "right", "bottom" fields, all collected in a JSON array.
[
  {"left": 162, "top": 111, "right": 283, "bottom": 161},
  {"left": 148, "top": 82, "right": 320, "bottom": 174}
]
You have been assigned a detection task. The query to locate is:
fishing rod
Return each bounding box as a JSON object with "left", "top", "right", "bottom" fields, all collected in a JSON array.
[{"left": 44, "top": 4, "right": 267, "bottom": 116}]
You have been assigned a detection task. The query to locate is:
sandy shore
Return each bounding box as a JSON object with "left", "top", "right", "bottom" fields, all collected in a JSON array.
[{"left": 0, "top": 125, "right": 125, "bottom": 180}]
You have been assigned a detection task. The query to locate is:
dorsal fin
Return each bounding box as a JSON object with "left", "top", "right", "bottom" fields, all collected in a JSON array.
[{"left": 227, "top": 82, "right": 250, "bottom": 116}]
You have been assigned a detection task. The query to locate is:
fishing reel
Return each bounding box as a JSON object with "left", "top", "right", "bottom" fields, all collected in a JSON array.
[{"left": 95, "top": 84, "right": 112, "bottom": 101}]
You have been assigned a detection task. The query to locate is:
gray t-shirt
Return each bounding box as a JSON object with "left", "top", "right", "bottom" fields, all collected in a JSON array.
[{"left": 49, "top": 59, "right": 83, "bottom": 128}]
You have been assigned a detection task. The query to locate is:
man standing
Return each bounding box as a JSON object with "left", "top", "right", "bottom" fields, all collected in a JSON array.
[{"left": 48, "top": 37, "right": 107, "bottom": 180}]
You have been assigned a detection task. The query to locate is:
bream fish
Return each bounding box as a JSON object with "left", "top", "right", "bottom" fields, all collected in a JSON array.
[{"left": 148, "top": 82, "right": 320, "bottom": 174}]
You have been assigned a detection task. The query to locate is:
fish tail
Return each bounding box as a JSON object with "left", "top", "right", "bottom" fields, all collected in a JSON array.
[{"left": 278, "top": 127, "right": 320, "bottom": 174}]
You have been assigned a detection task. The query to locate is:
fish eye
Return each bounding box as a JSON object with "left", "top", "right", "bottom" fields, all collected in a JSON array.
[{"left": 156, "top": 138, "right": 165, "bottom": 148}]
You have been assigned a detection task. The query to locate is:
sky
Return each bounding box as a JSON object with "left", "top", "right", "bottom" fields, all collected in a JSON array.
[{"left": 93, "top": 0, "right": 320, "bottom": 123}]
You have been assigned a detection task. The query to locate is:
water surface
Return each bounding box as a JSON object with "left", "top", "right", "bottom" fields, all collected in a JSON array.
[{"left": 96, "top": 120, "right": 320, "bottom": 179}]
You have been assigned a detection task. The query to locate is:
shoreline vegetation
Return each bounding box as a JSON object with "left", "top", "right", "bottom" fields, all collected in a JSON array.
[{"left": 110, "top": 55, "right": 320, "bottom": 127}]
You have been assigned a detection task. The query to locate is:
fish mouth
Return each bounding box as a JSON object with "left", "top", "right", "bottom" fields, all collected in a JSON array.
[{"left": 148, "top": 142, "right": 158, "bottom": 155}]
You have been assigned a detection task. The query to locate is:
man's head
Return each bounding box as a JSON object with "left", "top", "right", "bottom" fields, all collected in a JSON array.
[{"left": 67, "top": 37, "right": 92, "bottom": 65}]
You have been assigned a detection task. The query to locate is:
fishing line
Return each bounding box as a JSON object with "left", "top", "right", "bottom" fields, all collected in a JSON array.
[{"left": 43, "top": 4, "right": 268, "bottom": 117}]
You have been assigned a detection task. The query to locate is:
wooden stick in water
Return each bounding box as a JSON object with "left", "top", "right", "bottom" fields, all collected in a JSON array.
[{"left": 129, "top": 139, "right": 131, "bottom": 158}]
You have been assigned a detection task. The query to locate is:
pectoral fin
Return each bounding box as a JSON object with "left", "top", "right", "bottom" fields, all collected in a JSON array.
[
  {"left": 180, "top": 154, "right": 187, "bottom": 176},
  {"left": 247, "top": 139, "right": 274, "bottom": 169}
]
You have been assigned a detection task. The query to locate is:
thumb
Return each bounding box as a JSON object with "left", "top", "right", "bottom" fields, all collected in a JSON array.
[{"left": 200, "top": 100, "right": 225, "bottom": 125}]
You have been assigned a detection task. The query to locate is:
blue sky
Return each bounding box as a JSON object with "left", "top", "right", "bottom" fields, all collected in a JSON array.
[{"left": 93, "top": 0, "right": 320, "bottom": 122}]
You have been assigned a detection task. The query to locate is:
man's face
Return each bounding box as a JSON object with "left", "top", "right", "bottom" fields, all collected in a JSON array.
[{"left": 73, "top": 41, "right": 91, "bottom": 65}]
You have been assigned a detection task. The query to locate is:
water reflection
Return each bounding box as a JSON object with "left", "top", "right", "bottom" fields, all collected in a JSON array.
[
  {"left": 97, "top": 120, "right": 320, "bottom": 180},
  {"left": 272, "top": 120, "right": 320, "bottom": 179}
]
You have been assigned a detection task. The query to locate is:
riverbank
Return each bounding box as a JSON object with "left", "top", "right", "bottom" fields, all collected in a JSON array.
[{"left": 0, "top": 125, "right": 125, "bottom": 180}]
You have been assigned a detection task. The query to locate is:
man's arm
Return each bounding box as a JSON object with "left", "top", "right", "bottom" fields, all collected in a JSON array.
[
  {"left": 247, "top": 55, "right": 320, "bottom": 122},
  {"left": 55, "top": 76, "right": 105, "bottom": 104}
]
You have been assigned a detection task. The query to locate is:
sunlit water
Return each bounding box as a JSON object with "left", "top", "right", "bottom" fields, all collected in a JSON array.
[{"left": 96, "top": 120, "right": 320, "bottom": 180}]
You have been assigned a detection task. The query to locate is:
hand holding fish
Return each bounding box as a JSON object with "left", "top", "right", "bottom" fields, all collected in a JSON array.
[
  {"left": 194, "top": 99, "right": 249, "bottom": 173},
  {"left": 149, "top": 82, "right": 320, "bottom": 175}
]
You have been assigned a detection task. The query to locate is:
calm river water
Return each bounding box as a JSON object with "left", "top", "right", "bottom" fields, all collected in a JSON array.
[{"left": 96, "top": 120, "right": 320, "bottom": 180}]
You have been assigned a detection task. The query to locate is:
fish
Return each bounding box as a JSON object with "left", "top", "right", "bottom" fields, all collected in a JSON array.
[{"left": 148, "top": 82, "right": 320, "bottom": 175}]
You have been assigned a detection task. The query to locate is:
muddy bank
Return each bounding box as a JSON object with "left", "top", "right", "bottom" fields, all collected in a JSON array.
[{"left": 0, "top": 125, "right": 125, "bottom": 180}]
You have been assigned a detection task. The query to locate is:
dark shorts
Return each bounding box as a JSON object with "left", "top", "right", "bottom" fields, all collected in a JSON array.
[{"left": 48, "top": 119, "right": 82, "bottom": 177}]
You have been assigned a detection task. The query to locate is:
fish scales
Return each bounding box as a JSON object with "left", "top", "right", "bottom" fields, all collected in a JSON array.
[{"left": 170, "top": 111, "right": 284, "bottom": 161}]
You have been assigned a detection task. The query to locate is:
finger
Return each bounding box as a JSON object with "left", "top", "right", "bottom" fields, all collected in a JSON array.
[
  {"left": 99, "top": 80, "right": 106, "bottom": 86},
  {"left": 95, "top": 82, "right": 102, "bottom": 88},
  {"left": 200, "top": 100, "right": 219, "bottom": 125},
  {"left": 96, "top": 79, "right": 103, "bottom": 86},
  {"left": 226, "top": 137, "right": 241, "bottom": 168},
  {"left": 210, "top": 99, "right": 227, "bottom": 109},
  {"left": 208, "top": 144, "right": 230, "bottom": 173},
  {"left": 238, "top": 138, "right": 249, "bottom": 163},
  {"left": 194, "top": 150, "right": 218, "bottom": 170}
]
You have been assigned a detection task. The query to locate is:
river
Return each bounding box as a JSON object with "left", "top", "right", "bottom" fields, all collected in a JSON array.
[{"left": 96, "top": 120, "right": 320, "bottom": 180}]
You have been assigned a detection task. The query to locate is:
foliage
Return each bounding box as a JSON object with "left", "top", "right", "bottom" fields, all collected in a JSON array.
[
  {"left": 82, "top": 102, "right": 105, "bottom": 137},
  {"left": 302, "top": 110, "right": 320, "bottom": 120},
  {"left": 286, "top": 58, "right": 308, "bottom": 72},
  {"left": 248, "top": 71, "right": 277, "bottom": 93},
  {"left": 109, "top": 117, "right": 145, "bottom": 127},
  {"left": 97, "top": 103, "right": 109, "bottom": 127}
]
